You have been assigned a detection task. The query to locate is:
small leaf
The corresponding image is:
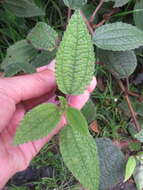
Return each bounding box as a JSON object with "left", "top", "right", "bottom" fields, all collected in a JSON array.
[
  {"left": 1, "top": 40, "right": 37, "bottom": 76},
  {"left": 97, "top": 49, "right": 137, "bottom": 79},
  {"left": 27, "top": 22, "right": 58, "bottom": 51},
  {"left": 135, "top": 129, "right": 143, "bottom": 142},
  {"left": 133, "top": 158, "right": 143, "bottom": 190},
  {"left": 56, "top": 11, "right": 95, "bottom": 95},
  {"left": 66, "top": 107, "right": 89, "bottom": 135},
  {"left": 124, "top": 156, "right": 136, "bottom": 182},
  {"left": 104, "top": 0, "right": 130, "bottom": 8},
  {"left": 93, "top": 22, "right": 143, "bottom": 51},
  {"left": 14, "top": 103, "right": 61, "bottom": 145},
  {"left": 134, "top": 0, "right": 143, "bottom": 31},
  {"left": 60, "top": 125, "right": 100, "bottom": 190},
  {"left": 96, "top": 138, "right": 125, "bottom": 190},
  {"left": 4, "top": 0, "right": 45, "bottom": 17},
  {"left": 63, "top": 0, "right": 87, "bottom": 9}
]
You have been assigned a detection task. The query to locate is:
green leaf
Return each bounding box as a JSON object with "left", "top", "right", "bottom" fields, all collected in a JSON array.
[
  {"left": 134, "top": 0, "right": 143, "bottom": 31},
  {"left": 56, "top": 11, "right": 95, "bottom": 95},
  {"left": 66, "top": 107, "right": 89, "bottom": 135},
  {"left": 93, "top": 22, "right": 143, "bottom": 51},
  {"left": 104, "top": 0, "right": 130, "bottom": 8},
  {"left": 4, "top": 0, "right": 45, "bottom": 17},
  {"left": 135, "top": 129, "right": 143, "bottom": 142},
  {"left": 60, "top": 125, "right": 100, "bottom": 190},
  {"left": 124, "top": 156, "right": 136, "bottom": 182},
  {"left": 96, "top": 138, "right": 125, "bottom": 190},
  {"left": 97, "top": 49, "right": 137, "bottom": 79},
  {"left": 63, "top": 0, "right": 87, "bottom": 9},
  {"left": 82, "top": 99, "right": 96, "bottom": 124},
  {"left": 27, "top": 22, "right": 58, "bottom": 51},
  {"left": 31, "top": 50, "right": 56, "bottom": 68},
  {"left": 1, "top": 40, "right": 37, "bottom": 76},
  {"left": 134, "top": 163, "right": 143, "bottom": 190},
  {"left": 14, "top": 103, "right": 61, "bottom": 145}
]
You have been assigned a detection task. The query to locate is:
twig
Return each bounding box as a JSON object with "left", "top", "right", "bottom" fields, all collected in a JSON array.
[
  {"left": 89, "top": 0, "right": 104, "bottom": 23},
  {"left": 67, "top": 8, "right": 72, "bottom": 23},
  {"left": 80, "top": 10, "right": 94, "bottom": 35},
  {"left": 117, "top": 80, "right": 141, "bottom": 132},
  {"left": 127, "top": 91, "right": 143, "bottom": 101}
]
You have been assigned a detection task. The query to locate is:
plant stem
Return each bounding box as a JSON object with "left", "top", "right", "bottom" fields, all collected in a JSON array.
[
  {"left": 67, "top": 8, "right": 72, "bottom": 23},
  {"left": 89, "top": 0, "right": 104, "bottom": 23},
  {"left": 80, "top": 10, "right": 94, "bottom": 35},
  {"left": 127, "top": 91, "right": 143, "bottom": 101},
  {"left": 117, "top": 80, "right": 141, "bottom": 132}
]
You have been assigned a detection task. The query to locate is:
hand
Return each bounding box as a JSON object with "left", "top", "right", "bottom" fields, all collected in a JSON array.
[{"left": 0, "top": 60, "right": 96, "bottom": 188}]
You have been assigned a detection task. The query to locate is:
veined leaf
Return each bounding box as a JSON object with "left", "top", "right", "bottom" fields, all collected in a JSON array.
[
  {"left": 96, "top": 138, "right": 125, "bottom": 190},
  {"left": 14, "top": 103, "right": 61, "bottom": 145},
  {"left": 60, "top": 125, "right": 100, "bottom": 190},
  {"left": 104, "top": 0, "right": 130, "bottom": 8},
  {"left": 134, "top": 164, "right": 143, "bottom": 190},
  {"left": 135, "top": 129, "right": 143, "bottom": 142},
  {"left": 27, "top": 22, "right": 58, "bottom": 51},
  {"left": 4, "top": 0, "right": 45, "bottom": 17},
  {"left": 93, "top": 22, "right": 143, "bottom": 51},
  {"left": 134, "top": 0, "right": 143, "bottom": 30},
  {"left": 124, "top": 156, "right": 136, "bottom": 182},
  {"left": 66, "top": 107, "right": 89, "bottom": 135},
  {"left": 63, "top": 0, "right": 87, "bottom": 9},
  {"left": 97, "top": 49, "right": 137, "bottom": 79},
  {"left": 56, "top": 11, "right": 95, "bottom": 95},
  {"left": 1, "top": 40, "right": 37, "bottom": 76}
]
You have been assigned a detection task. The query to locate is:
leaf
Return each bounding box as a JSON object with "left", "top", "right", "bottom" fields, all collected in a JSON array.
[
  {"left": 134, "top": 0, "right": 143, "bottom": 31},
  {"left": 27, "top": 22, "right": 58, "bottom": 51},
  {"left": 96, "top": 138, "right": 125, "bottom": 190},
  {"left": 134, "top": 164, "right": 143, "bottom": 190},
  {"left": 31, "top": 50, "right": 56, "bottom": 68},
  {"left": 56, "top": 11, "right": 95, "bottom": 95},
  {"left": 82, "top": 99, "right": 97, "bottom": 124},
  {"left": 104, "top": 0, "right": 130, "bottom": 8},
  {"left": 93, "top": 22, "right": 143, "bottom": 51},
  {"left": 60, "top": 125, "right": 100, "bottom": 190},
  {"left": 90, "top": 120, "right": 100, "bottom": 133},
  {"left": 63, "top": 0, "right": 87, "bottom": 9},
  {"left": 124, "top": 156, "right": 136, "bottom": 182},
  {"left": 14, "top": 103, "right": 61, "bottom": 145},
  {"left": 135, "top": 129, "right": 143, "bottom": 142},
  {"left": 66, "top": 107, "right": 89, "bottom": 135},
  {"left": 1, "top": 40, "right": 37, "bottom": 76},
  {"left": 97, "top": 49, "right": 137, "bottom": 79},
  {"left": 4, "top": 0, "right": 45, "bottom": 17}
]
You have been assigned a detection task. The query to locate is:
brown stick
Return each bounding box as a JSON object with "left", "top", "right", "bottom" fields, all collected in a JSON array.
[
  {"left": 80, "top": 10, "right": 94, "bottom": 35},
  {"left": 89, "top": 0, "right": 104, "bottom": 23},
  {"left": 117, "top": 80, "right": 141, "bottom": 132},
  {"left": 127, "top": 91, "right": 143, "bottom": 101},
  {"left": 67, "top": 8, "right": 72, "bottom": 23}
]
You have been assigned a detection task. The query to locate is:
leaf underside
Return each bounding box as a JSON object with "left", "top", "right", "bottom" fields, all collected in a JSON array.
[
  {"left": 56, "top": 11, "right": 95, "bottom": 95},
  {"left": 27, "top": 22, "right": 58, "bottom": 51},
  {"left": 97, "top": 49, "right": 137, "bottom": 79},
  {"left": 63, "top": 0, "right": 87, "bottom": 9},
  {"left": 14, "top": 103, "right": 61, "bottom": 145},
  {"left": 93, "top": 22, "right": 143, "bottom": 51},
  {"left": 60, "top": 125, "right": 100, "bottom": 190},
  {"left": 134, "top": 0, "right": 143, "bottom": 30}
]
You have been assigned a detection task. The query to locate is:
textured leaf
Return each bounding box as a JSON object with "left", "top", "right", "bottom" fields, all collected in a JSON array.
[
  {"left": 97, "top": 49, "right": 137, "bottom": 79},
  {"left": 134, "top": 0, "right": 143, "bottom": 30},
  {"left": 104, "top": 0, "right": 130, "bottom": 7},
  {"left": 14, "top": 103, "right": 61, "bottom": 145},
  {"left": 60, "top": 125, "right": 100, "bottom": 190},
  {"left": 82, "top": 99, "right": 96, "bottom": 124},
  {"left": 31, "top": 50, "right": 56, "bottom": 68},
  {"left": 4, "top": 0, "right": 45, "bottom": 17},
  {"left": 66, "top": 107, "right": 89, "bottom": 135},
  {"left": 124, "top": 156, "right": 137, "bottom": 182},
  {"left": 96, "top": 138, "right": 125, "bottom": 190},
  {"left": 134, "top": 156, "right": 143, "bottom": 190},
  {"left": 56, "top": 11, "right": 95, "bottom": 95},
  {"left": 93, "top": 22, "right": 143, "bottom": 51},
  {"left": 1, "top": 40, "right": 37, "bottom": 76},
  {"left": 27, "top": 22, "right": 58, "bottom": 51},
  {"left": 135, "top": 129, "right": 143, "bottom": 142},
  {"left": 63, "top": 0, "right": 87, "bottom": 9}
]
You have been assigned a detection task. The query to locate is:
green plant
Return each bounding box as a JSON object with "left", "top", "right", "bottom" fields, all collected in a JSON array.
[{"left": 2, "top": 0, "right": 143, "bottom": 189}]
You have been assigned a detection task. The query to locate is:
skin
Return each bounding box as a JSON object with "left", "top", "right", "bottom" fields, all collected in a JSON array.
[{"left": 0, "top": 61, "right": 96, "bottom": 188}]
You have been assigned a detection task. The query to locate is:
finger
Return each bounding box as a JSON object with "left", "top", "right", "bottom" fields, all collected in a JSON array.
[{"left": 0, "top": 63, "right": 56, "bottom": 104}]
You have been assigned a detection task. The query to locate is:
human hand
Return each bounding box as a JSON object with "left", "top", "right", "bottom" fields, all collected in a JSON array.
[{"left": 0, "top": 60, "right": 96, "bottom": 188}]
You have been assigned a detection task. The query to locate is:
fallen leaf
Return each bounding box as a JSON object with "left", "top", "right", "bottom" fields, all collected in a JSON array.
[{"left": 90, "top": 120, "right": 100, "bottom": 133}]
